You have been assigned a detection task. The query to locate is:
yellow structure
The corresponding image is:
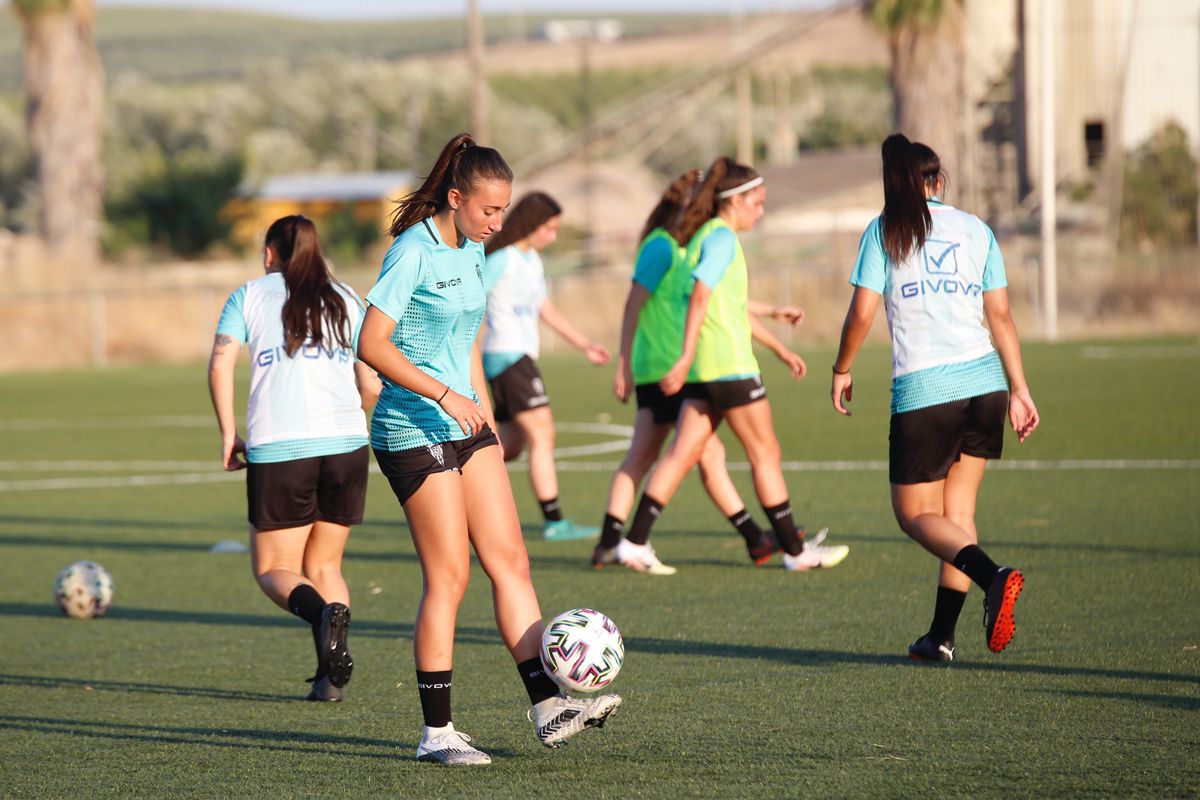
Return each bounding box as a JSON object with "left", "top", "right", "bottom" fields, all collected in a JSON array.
[{"left": 227, "top": 170, "right": 412, "bottom": 248}]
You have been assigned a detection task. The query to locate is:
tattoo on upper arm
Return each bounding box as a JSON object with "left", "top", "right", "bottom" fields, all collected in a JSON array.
[{"left": 212, "top": 333, "right": 237, "bottom": 354}]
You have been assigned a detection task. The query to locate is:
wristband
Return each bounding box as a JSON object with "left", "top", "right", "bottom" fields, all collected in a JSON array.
[
  {"left": 832, "top": 365, "right": 850, "bottom": 375},
  {"left": 436, "top": 385, "right": 450, "bottom": 403}
]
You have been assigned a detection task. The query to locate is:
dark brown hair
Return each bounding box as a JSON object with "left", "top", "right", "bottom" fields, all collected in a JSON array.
[
  {"left": 265, "top": 215, "right": 352, "bottom": 357},
  {"left": 675, "top": 156, "right": 761, "bottom": 245},
  {"left": 387, "top": 133, "right": 514, "bottom": 239},
  {"left": 643, "top": 169, "right": 703, "bottom": 243},
  {"left": 484, "top": 191, "right": 562, "bottom": 255},
  {"left": 879, "top": 133, "right": 944, "bottom": 265}
]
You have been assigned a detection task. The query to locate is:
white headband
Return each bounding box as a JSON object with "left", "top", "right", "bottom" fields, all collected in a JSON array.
[{"left": 716, "top": 176, "right": 763, "bottom": 199}]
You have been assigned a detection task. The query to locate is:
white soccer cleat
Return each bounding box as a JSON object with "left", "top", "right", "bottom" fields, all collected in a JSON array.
[
  {"left": 783, "top": 529, "right": 849, "bottom": 571},
  {"left": 529, "top": 693, "right": 622, "bottom": 748},
  {"left": 616, "top": 539, "right": 677, "bottom": 576},
  {"left": 416, "top": 723, "right": 492, "bottom": 766}
]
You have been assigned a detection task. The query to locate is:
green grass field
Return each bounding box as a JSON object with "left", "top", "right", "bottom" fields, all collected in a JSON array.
[{"left": 1, "top": 338, "right": 1198, "bottom": 797}]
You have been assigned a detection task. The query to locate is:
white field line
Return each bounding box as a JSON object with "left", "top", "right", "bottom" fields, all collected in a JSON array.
[
  {"left": 0, "top": 415, "right": 215, "bottom": 431},
  {"left": 0, "top": 460, "right": 214, "bottom": 472},
  {"left": 2, "top": 458, "right": 1198, "bottom": 492},
  {"left": 0, "top": 472, "right": 242, "bottom": 492},
  {"left": 1080, "top": 345, "right": 1200, "bottom": 359}
]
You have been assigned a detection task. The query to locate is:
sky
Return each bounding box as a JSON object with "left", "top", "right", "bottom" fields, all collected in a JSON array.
[{"left": 85, "top": 0, "right": 836, "bottom": 21}]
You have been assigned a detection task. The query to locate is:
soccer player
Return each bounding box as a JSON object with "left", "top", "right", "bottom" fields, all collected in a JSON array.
[
  {"left": 481, "top": 191, "right": 610, "bottom": 542},
  {"left": 596, "top": 170, "right": 808, "bottom": 574},
  {"left": 208, "top": 214, "right": 380, "bottom": 702},
  {"left": 618, "top": 156, "right": 850, "bottom": 573},
  {"left": 356, "top": 134, "right": 620, "bottom": 766},
  {"left": 831, "top": 133, "right": 1038, "bottom": 660}
]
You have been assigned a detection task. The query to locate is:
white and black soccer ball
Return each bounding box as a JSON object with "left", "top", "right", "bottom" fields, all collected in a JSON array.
[
  {"left": 54, "top": 561, "right": 114, "bottom": 619},
  {"left": 540, "top": 608, "right": 624, "bottom": 693}
]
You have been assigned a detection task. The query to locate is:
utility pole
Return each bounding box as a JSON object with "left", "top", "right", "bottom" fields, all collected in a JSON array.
[
  {"left": 1039, "top": 0, "right": 1058, "bottom": 340},
  {"left": 733, "top": 0, "right": 753, "bottom": 164},
  {"left": 467, "top": 0, "right": 490, "bottom": 144}
]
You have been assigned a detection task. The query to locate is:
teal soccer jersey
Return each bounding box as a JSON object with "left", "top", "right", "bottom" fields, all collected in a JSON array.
[
  {"left": 366, "top": 218, "right": 487, "bottom": 451},
  {"left": 850, "top": 200, "right": 1009, "bottom": 413}
]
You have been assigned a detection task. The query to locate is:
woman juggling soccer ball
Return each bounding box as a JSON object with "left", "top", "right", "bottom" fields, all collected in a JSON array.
[
  {"left": 208, "top": 214, "right": 381, "bottom": 702},
  {"left": 481, "top": 191, "right": 610, "bottom": 542},
  {"left": 831, "top": 133, "right": 1039, "bottom": 660},
  {"left": 617, "top": 156, "right": 850, "bottom": 573},
  {"left": 596, "top": 170, "right": 807, "bottom": 574},
  {"left": 356, "top": 134, "right": 620, "bottom": 766}
]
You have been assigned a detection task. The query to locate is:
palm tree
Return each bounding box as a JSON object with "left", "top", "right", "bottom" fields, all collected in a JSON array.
[
  {"left": 865, "top": 0, "right": 966, "bottom": 196},
  {"left": 12, "top": 0, "right": 104, "bottom": 261}
]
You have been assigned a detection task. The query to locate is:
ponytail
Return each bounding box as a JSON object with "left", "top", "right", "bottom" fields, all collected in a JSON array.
[
  {"left": 675, "top": 156, "right": 760, "bottom": 244},
  {"left": 641, "top": 169, "right": 703, "bottom": 243},
  {"left": 879, "top": 133, "right": 944, "bottom": 265},
  {"left": 265, "top": 215, "right": 351, "bottom": 358},
  {"left": 484, "top": 191, "right": 562, "bottom": 255},
  {"left": 388, "top": 133, "right": 514, "bottom": 239}
]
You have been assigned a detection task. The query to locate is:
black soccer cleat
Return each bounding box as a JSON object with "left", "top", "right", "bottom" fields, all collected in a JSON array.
[
  {"left": 305, "top": 674, "right": 344, "bottom": 702},
  {"left": 984, "top": 567, "right": 1024, "bottom": 653},
  {"left": 319, "top": 602, "right": 354, "bottom": 688},
  {"left": 908, "top": 633, "right": 955, "bottom": 662},
  {"left": 747, "top": 534, "right": 782, "bottom": 565}
]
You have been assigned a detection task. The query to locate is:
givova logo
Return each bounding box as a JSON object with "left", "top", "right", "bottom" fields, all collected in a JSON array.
[
  {"left": 435, "top": 277, "right": 462, "bottom": 290},
  {"left": 899, "top": 238, "right": 981, "bottom": 299},
  {"left": 255, "top": 344, "right": 353, "bottom": 367}
]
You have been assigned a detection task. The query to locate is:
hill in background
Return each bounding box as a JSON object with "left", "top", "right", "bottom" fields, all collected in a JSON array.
[{"left": 0, "top": 7, "right": 718, "bottom": 93}]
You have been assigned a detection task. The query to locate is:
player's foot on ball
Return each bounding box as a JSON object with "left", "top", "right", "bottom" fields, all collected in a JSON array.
[
  {"left": 908, "top": 633, "right": 955, "bottom": 662},
  {"left": 529, "top": 693, "right": 622, "bottom": 748},
  {"left": 304, "top": 674, "right": 344, "bottom": 701},
  {"left": 616, "top": 539, "right": 676, "bottom": 575},
  {"left": 416, "top": 723, "right": 492, "bottom": 766},
  {"left": 318, "top": 602, "right": 353, "bottom": 688},
  {"left": 747, "top": 534, "right": 782, "bottom": 565},
  {"left": 591, "top": 544, "right": 619, "bottom": 569},
  {"left": 984, "top": 567, "right": 1024, "bottom": 653},
  {"left": 782, "top": 530, "right": 848, "bottom": 571},
  {"left": 543, "top": 518, "right": 600, "bottom": 542}
]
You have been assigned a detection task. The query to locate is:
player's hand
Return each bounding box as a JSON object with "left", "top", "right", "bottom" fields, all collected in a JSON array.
[
  {"left": 832, "top": 371, "right": 853, "bottom": 416},
  {"left": 584, "top": 342, "right": 611, "bottom": 366},
  {"left": 659, "top": 361, "right": 689, "bottom": 396},
  {"left": 1009, "top": 388, "right": 1039, "bottom": 443},
  {"left": 222, "top": 434, "right": 247, "bottom": 471},
  {"left": 776, "top": 348, "right": 807, "bottom": 380},
  {"left": 612, "top": 358, "right": 633, "bottom": 403},
  {"left": 438, "top": 390, "right": 487, "bottom": 436},
  {"left": 771, "top": 305, "right": 805, "bottom": 327}
]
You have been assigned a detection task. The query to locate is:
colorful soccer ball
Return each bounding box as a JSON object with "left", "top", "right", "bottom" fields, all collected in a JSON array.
[
  {"left": 54, "top": 561, "right": 114, "bottom": 619},
  {"left": 540, "top": 608, "right": 624, "bottom": 693}
]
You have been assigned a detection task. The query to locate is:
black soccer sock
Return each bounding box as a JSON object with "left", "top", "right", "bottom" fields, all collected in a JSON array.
[
  {"left": 952, "top": 545, "right": 1001, "bottom": 590},
  {"left": 416, "top": 669, "right": 453, "bottom": 728},
  {"left": 625, "top": 494, "right": 664, "bottom": 546},
  {"left": 762, "top": 500, "right": 804, "bottom": 556},
  {"left": 287, "top": 584, "right": 325, "bottom": 626},
  {"left": 517, "top": 657, "right": 560, "bottom": 706},
  {"left": 928, "top": 585, "right": 969, "bottom": 643},
  {"left": 728, "top": 508, "right": 765, "bottom": 546},
  {"left": 539, "top": 497, "right": 564, "bottom": 522},
  {"left": 599, "top": 513, "right": 625, "bottom": 550}
]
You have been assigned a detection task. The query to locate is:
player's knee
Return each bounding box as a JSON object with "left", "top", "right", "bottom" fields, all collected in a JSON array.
[
  {"left": 303, "top": 559, "right": 342, "bottom": 584},
  {"left": 748, "top": 439, "right": 781, "bottom": 469},
  {"left": 425, "top": 566, "right": 470, "bottom": 603}
]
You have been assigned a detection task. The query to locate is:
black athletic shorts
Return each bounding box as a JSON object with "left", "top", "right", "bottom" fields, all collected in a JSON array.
[
  {"left": 488, "top": 355, "right": 550, "bottom": 423},
  {"left": 373, "top": 424, "right": 499, "bottom": 505},
  {"left": 246, "top": 445, "right": 369, "bottom": 531},
  {"left": 680, "top": 375, "right": 767, "bottom": 411},
  {"left": 889, "top": 391, "right": 1008, "bottom": 484},
  {"left": 635, "top": 382, "right": 685, "bottom": 425}
]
